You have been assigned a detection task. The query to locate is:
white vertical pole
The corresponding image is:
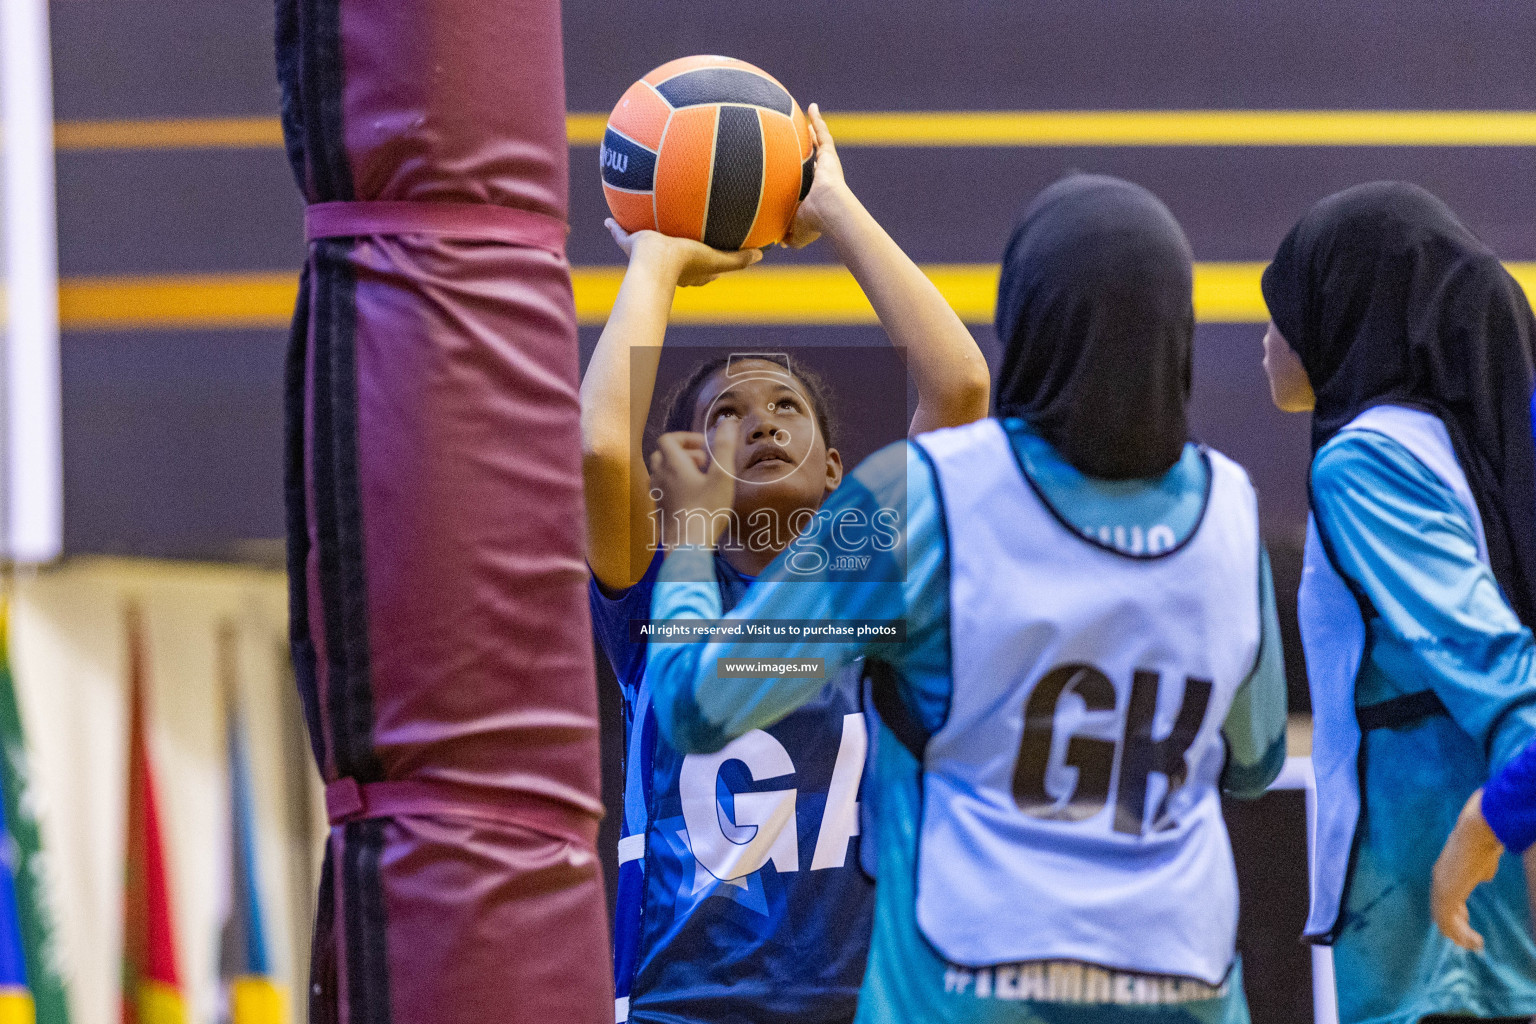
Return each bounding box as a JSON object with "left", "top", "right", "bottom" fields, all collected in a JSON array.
[
  {"left": 1271, "top": 756, "right": 1339, "bottom": 1024},
  {"left": 0, "top": 0, "right": 61, "bottom": 564}
]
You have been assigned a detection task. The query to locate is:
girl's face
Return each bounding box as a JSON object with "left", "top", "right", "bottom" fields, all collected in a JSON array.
[
  {"left": 1262, "top": 322, "right": 1316, "bottom": 413},
  {"left": 690, "top": 359, "right": 842, "bottom": 522}
]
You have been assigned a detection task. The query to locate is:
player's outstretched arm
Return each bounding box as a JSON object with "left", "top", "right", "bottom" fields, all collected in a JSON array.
[
  {"left": 646, "top": 438, "right": 925, "bottom": 754},
  {"left": 580, "top": 224, "right": 760, "bottom": 590},
  {"left": 786, "top": 104, "right": 991, "bottom": 436}
]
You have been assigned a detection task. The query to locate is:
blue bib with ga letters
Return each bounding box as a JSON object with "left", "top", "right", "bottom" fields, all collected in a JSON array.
[{"left": 592, "top": 552, "right": 875, "bottom": 1024}]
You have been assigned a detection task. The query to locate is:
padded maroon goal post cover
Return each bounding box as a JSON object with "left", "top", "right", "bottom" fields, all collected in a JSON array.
[{"left": 275, "top": 0, "right": 610, "bottom": 1020}]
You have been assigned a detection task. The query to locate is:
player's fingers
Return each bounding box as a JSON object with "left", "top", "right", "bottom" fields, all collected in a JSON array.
[
  {"left": 666, "top": 431, "right": 710, "bottom": 461},
  {"left": 656, "top": 432, "right": 704, "bottom": 476},
  {"left": 808, "top": 103, "right": 836, "bottom": 155},
  {"left": 680, "top": 246, "right": 761, "bottom": 287},
  {"left": 669, "top": 431, "right": 712, "bottom": 471},
  {"left": 606, "top": 218, "right": 636, "bottom": 256},
  {"left": 659, "top": 430, "right": 704, "bottom": 452},
  {"left": 714, "top": 247, "right": 762, "bottom": 273},
  {"left": 1432, "top": 836, "right": 1492, "bottom": 953},
  {"left": 709, "top": 418, "right": 740, "bottom": 473},
  {"left": 1443, "top": 905, "right": 1486, "bottom": 952},
  {"left": 784, "top": 224, "right": 821, "bottom": 250}
]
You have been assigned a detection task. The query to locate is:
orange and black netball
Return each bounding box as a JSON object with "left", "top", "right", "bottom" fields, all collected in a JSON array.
[{"left": 602, "top": 56, "right": 816, "bottom": 250}]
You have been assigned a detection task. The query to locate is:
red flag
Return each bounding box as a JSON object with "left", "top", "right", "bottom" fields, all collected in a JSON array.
[{"left": 121, "top": 605, "right": 186, "bottom": 1024}]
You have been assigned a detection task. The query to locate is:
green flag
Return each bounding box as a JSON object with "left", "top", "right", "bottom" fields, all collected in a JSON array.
[{"left": 0, "top": 601, "right": 71, "bottom": 1023}]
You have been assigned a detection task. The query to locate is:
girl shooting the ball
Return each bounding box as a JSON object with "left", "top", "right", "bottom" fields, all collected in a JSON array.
[{"left": 581, "top": 99, "right": 989, "bottom": 1024}]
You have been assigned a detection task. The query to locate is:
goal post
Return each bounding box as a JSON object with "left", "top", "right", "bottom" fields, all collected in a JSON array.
[{"left": 1269, "top": 756, "right": 1339, "bottom": 1024}]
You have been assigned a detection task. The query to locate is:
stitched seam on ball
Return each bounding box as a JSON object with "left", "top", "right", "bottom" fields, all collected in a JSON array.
[
  {"left": 700, "top": 107, "right": 721, "bottom": 242},
  {"left": 650, "top": 89, "right": 676, "bottom": 235},
  {"left": 745, "top": 107, "right": 767, "bottom": 245}
]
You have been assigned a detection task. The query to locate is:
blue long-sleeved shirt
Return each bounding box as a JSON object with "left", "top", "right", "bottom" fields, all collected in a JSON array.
[
  {"left": 648, "top": 421, "right": 1286, "bottom": 1022},
  {"left": 1310, "top": 426, "right": 1536, "bottom": 1024}
]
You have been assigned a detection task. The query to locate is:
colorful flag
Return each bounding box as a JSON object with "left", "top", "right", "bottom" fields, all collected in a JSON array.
[
  {"left": 121, "top": 606, "right": 186, "bottom": 1024},
  {"left": 0, "top": 598, "right": 70, "bottom": 1024},
  {"left": 216, "top": 625, "right": 285, "bottom": 1024},
  {"left": 0, "top": 788, "right": 34, "bottom": 1024}
]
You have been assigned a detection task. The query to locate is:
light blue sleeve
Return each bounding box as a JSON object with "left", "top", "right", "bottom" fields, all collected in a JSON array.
[
  {"left": 1219, "top": 550, "right": 1289, "bottom": 798},
  {"left": 1312, "top": 431, "right": 1536, "bottom": 769},
  {"left": 647, "top": 441, "right": 952, "bottom": 753}
]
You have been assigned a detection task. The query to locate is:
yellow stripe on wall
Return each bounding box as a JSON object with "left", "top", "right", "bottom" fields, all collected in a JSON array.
[
  {"left": 59, "top": 273, "right": 301, "bottom": 330},
  {"left": 55, "top": 117, "right": 285, "bottom": 151},
  {"left": 50, "top": 262, "right": 1536, "bottom": 330},
  {"left": 1509, "top": 263, "right": 1536, "bottom": 299},
  {"left": 1194, "top": 263, "right": 1268, "bottom": 322},
  {"left": 582, "top": 263, "right": 1276, "bottom": 323},
  {"left": 564, "top": 114, "right": 608, "bottom": 147},
  {"left": 53, "top": 110, "right": 1536, "bottom": 152},
  {"left": 818, "top": 110, "right": 1536, "bottom": 148}
]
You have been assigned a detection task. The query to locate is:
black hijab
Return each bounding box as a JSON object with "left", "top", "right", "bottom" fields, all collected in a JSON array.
[
  {"left": 1261, "top": 181, "right": 1536, "bottom": 627},
  {"left": 994, "top": 174, "right": 1194, "bottom": 479}
]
